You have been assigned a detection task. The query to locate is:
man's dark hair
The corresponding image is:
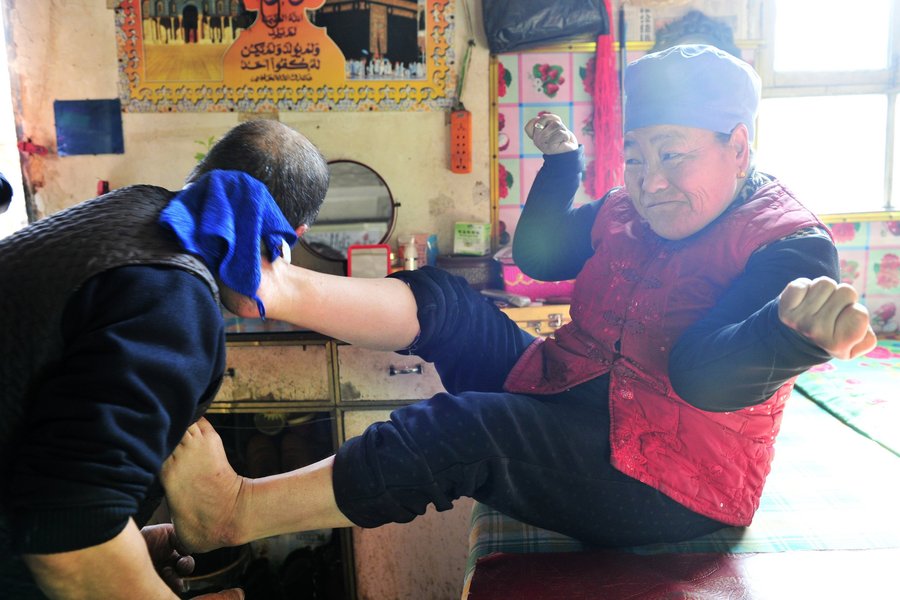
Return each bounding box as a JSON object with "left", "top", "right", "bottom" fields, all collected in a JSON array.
[{"left": 187, "top": 119, "right": 329, "bottom": 229}]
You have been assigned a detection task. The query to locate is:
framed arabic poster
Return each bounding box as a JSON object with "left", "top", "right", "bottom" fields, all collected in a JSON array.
[{"left": 116, "top": 0, "right": 456, "bottom": 112}]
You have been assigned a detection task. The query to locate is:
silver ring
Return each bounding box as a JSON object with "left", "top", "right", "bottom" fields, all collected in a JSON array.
[{"left": 533, "top": 122, "right": 545, "bottom": 130}]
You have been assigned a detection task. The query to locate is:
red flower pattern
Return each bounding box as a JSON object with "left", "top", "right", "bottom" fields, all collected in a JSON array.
[
  {"left": 829, "top": 222, "right": 858, "bottom": 243},
  {"left": 497, "top": 62, "right": 511, "bottom": 98},
  {"left": 498, "top": 163, "right": 511, "bottom": 199},
  {"left": 875, "top": 253, "right": 900, "bottom": 289},
  {"left": 532, "top": 63, "right": 565, "bottom": 98},
  {"left": 839, "top": 258, "right": 860, "bottom": 284}
]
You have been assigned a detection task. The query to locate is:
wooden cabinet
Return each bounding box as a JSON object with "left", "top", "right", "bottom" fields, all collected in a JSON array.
[
  {"left": 213, "top": 304, "right": 569, "bottom": 599},
  {"left": 209, "top": 335, "right": 464, "bottom": 599}
]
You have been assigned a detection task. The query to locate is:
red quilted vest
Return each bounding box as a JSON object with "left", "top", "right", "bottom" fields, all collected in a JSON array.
[{"left": 505, "top": 182, "right": 827, "bottom": 526}]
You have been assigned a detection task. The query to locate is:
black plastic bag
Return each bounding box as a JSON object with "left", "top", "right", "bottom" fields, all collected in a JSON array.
[{"left": 482, "top": 0, "right": 609, "bottom": 54}]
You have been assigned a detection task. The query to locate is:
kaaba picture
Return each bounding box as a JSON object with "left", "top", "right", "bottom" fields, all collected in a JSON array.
[{"left": 311, "top": 0, "right": 425, "bottom": 80}]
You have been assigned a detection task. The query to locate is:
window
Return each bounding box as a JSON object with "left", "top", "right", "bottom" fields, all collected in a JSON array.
[
  {"left": 0, "top": 3, "right": 25, "bottom": 239},
  {"left": 754, "top": 0, "right": 898, "bottom": 215}
]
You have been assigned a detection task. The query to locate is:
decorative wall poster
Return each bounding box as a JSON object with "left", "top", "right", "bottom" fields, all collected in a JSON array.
[{"left": 116, "top": 0, "right": 456, "bottom": 112}]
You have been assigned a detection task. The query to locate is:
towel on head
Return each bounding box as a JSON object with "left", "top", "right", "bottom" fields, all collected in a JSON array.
[{"left": 160, "top": 169, "right": 297, "bottom": 318}]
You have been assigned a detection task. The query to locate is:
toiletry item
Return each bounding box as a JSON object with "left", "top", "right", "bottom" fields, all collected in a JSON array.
[
  {"left": 398, "top": 233, "right": 438, "bottom": 266},
  {"left": 403, "top": 236, "right": 418, "bottom": 270}
]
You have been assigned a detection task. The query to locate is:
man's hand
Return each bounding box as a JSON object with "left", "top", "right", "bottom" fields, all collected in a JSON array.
[
  {"left": 141, "top": 523, "right": 194, "bottom": 594},
  {"left": 524, "top": 113, "right": 578, "bottom": 155},
  {"left": 24, "top": 518, "right": 225, "bottom": 599},
  {"left": 142, "top": 524, "right": 245, "bottom": 599},
  {"left": 778, "top": 276, "right": 878, "bottom": 360}
]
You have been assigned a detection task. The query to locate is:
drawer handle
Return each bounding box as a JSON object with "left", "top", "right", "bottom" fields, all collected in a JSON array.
[
  {"left": 525, "top": 320, "right": 558, "bottom": 337},
  {"left": 389, "top": 364, "right": 423, "bottom": 376}
]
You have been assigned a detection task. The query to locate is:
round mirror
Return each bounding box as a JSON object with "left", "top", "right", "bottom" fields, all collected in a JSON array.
[{"left": 300, "top": 160, "right": 397, "bottom": 261}]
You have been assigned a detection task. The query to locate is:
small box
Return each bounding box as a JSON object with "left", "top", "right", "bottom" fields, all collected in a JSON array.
[{"left": 453, "top": 222, "right": 491, "bottom": 256}]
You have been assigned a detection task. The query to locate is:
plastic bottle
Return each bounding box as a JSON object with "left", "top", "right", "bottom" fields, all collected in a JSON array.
[{"left": 403, "top": 236, "right": 418, "bottom": 271}]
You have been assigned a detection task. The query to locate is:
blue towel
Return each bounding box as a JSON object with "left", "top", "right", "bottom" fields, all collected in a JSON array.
[{"left": 160, "top": 169, "right": 297, "bottom": 319}]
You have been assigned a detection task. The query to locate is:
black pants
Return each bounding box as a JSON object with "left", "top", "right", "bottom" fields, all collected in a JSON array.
[{"left": 332, "top": 268, "right": 726, "bottom": 547}]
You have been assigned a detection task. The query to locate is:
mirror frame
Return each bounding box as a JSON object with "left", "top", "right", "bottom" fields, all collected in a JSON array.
[{"left": 299, "top": 159, "right": 398, "bottom": 262}]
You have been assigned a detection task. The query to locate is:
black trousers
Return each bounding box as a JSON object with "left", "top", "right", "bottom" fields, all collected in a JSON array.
[{"left": 332, "top": 268, "right": 726, "bottom": 547}]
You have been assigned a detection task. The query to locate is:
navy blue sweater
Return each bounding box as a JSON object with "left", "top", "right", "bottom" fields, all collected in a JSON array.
[{"left": 10, "top": 265, "right": 225, "bottom": 553}]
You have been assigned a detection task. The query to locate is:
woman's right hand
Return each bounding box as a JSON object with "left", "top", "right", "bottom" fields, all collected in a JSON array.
[
  {"left": 524, "top": 113, "right": 579, "bottom": 155},
  {"left": 778, "top": 276, "right": 878, "bottom": 359}
]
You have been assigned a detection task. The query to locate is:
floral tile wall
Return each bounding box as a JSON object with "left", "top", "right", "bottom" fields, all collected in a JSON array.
[
  {"left": 831, "top": 220, "right": 900, "bottom": 337},
  {"left": 495, "top": 51, "right": 596, "bottom": 247}
]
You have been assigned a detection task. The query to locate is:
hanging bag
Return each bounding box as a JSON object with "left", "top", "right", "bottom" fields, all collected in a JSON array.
[{"left": 481, "top": 0, "right": 609, "bottom": 54}]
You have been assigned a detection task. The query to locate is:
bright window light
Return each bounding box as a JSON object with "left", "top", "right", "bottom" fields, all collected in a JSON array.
[
  {"left": 0, "top": 3, "right": 26, "bottom": 239},
  {"left": 774, "top": 0, "right": 890, "bottom": 72},
  {"left": 756, "top": 95, "right": 887, "bottom": 215},
  {"left": 894, "top": 95, "right": 900, "bottom": 209}
]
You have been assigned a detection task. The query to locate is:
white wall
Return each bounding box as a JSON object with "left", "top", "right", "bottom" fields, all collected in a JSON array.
[{"left": 3, "top": 0, "right": 491, "bottom": 260}]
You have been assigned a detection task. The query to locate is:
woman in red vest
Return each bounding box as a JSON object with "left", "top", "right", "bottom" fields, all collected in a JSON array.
[{"left": 161, "top": 45, "right": 876, "bottom": 556}]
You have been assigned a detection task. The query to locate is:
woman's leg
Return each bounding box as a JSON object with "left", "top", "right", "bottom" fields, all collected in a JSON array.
[
  {"left": 257, "top": 262, "right": 532, "bottom": 371},
  {"left": 165, "top": 269, "right": 534, "bottom": 551},
  {"left": 392, "top": 267, "right": 535, "bottom": 394},
  {"left": 163, "top": 379, "right": 724, "bottom": 552},
  {"left": 334, "top": 379, "right": 726, "bottom": 547}
]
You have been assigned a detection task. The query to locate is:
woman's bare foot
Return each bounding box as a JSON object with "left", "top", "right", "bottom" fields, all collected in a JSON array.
[{"left": 161, "top": 417, "right": 250, "bottom": 553}]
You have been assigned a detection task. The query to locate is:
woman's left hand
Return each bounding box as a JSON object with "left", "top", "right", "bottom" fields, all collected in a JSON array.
[{"left": 778, "top": 276, "right": 878, "bottom": 359}]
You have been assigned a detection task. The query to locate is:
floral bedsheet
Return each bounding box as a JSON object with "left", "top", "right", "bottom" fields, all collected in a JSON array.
[{"left": 794, "top": 339, "right": 900, "bottom": 457}]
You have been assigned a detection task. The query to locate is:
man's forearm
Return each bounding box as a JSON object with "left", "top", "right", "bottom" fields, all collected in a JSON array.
[{"left": 24, "top": 518, "right": 177, "bottom": 600}]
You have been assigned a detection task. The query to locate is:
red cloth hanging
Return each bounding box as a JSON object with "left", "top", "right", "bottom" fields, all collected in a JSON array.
[{"left": 588, "top": 0, "right": 624, "bottom": 198}]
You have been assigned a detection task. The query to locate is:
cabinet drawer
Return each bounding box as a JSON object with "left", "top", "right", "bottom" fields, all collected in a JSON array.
[
  {"left": 501, "top": 305, "right": 571, "bottom": 337},
  {"left": 337, "top": 346, "right": 445, "bottom": 402},
  {"left": 342, "top": 409, "right": 392, "bottom": 439},
  {"left": 213, "top": 343, "right": 331, "bottom": 412}
]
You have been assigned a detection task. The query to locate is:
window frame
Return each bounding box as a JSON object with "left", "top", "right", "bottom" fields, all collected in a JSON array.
[{"left": 755, "top": 0, "right": 900, "bottom": 216}]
